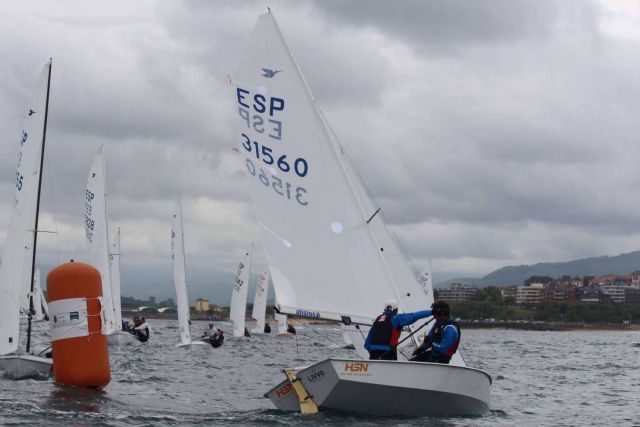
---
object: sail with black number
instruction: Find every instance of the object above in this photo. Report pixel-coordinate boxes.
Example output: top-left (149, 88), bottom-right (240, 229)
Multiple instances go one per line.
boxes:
top-left (171, 199), bottom-right (194, 346)
top-left (251, 270), bottom-right (270, 333)
top-left (0, 63), bottom-right (50, 356)
top-left (230, 247), bottom-right (252, 337)
top-left (85, 146), bottom-right (116, 334)
top-left (109, 227), bottom-right (122, 329)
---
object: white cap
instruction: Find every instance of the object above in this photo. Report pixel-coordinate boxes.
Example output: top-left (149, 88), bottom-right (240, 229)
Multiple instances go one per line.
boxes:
top-left (385, 299), bottom-right (398, 311)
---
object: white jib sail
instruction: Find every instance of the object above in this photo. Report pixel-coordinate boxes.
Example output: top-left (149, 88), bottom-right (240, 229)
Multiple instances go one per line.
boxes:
top-left (109, 227), bottom-right (122, 330)
top-left (231, 13), bottom-right (432, 329)
top-left (251, 270), bottom-right (270, 333)
top-left (32, 269), bottom-right (44, 321)
top-left (0, 62), bottom-right (49, 355)
top-left (230, 247), bottom-right (252, 337)
top-left (171, 199), bottom-right (192, 345)
top-left (85, 145), bottom-right (116, 334)
top-left (275, 312), bottom-right (288, 334)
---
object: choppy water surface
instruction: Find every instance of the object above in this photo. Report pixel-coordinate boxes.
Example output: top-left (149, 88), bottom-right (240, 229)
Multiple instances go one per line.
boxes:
top-left (1, 320), bottom-right (639, 426)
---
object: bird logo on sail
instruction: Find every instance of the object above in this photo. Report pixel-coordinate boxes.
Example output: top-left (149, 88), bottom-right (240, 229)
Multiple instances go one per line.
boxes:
top-left (261, 68), bottom-right (281, 78)
top-left (28, 109), bottom-right (36, 116)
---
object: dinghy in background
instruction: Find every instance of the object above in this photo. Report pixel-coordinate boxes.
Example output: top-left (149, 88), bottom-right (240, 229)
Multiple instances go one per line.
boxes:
top-left (251, 270), bottom-right (270, 334)
top-left (230, 246), bottom-right (252, 337)
top-left (171, 199), bottom-right (205, 349)
top-left (0, 61), bottom-right (54, 379)
top-left (231, 12), bottom-right (490, 416)
top-left (86, 147), bottom-right (139, 345)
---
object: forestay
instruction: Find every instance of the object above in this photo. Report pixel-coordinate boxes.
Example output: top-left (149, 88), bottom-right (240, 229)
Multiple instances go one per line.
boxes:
top-left (171, 199), bottom-right (192, 345)
top-left (109, 227), bottom-right (122, 330)
top-left (230, 248), bottom-right (252, 337)
top-left (231, 12), bottom-right (431, 325)
top-left (85, 146), bottom-right (116, 334)
top-left (251, 270), bottom-right (270, 333)
top-left (0, 63), bottom-right (49, 355)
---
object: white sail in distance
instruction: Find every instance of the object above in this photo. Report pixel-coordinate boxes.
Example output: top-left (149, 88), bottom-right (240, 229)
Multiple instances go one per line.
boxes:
top-left (171, 199), bottom-right (193, 345)
top-left (109, 227), bottom-right (122, 330)
top-left (231, 12), bottom-right (431, 326)
top-left (230, 247), bottom-right (252, 337)
top-left (85, 145), bottom-right (116, 334)
top-left (32, 269), bottom-right (45, 321)
top-left (251, 270), bottom-right (270, 333)
top-left (0, 62), bottom-right (50, 355)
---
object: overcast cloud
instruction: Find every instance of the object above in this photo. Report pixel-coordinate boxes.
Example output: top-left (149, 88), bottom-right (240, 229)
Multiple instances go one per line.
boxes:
top-left (1, 0), bottom-right (640, 296)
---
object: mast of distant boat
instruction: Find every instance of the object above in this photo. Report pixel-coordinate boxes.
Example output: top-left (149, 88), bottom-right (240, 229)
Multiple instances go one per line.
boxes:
top-left (25, 58), bottom-right (52, 354)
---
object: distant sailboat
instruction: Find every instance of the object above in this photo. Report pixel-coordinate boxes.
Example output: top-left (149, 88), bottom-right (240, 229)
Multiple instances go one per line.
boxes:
top-left (85, 146), bottom-right (138, 345)
top-left (251, 270), bottom-right (270, 334)
top-left (232, 12), bottom-right (491, 416)
top-left (171, 198), bottom-right (204, 349)
top-left (31, 269), bottom-right (48, 322)
top-left (0, 61), bottom-right (54, 379)
top-left (230, 246), bottom-right (253, 337)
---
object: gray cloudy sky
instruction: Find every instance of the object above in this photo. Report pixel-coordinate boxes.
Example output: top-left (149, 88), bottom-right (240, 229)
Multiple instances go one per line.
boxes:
top-left (1, 0), bottom-right (640, 293)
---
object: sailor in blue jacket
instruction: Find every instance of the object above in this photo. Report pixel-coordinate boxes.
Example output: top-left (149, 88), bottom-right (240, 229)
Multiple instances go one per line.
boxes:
top-left (411, 301), bottom-right (460, 364)
top-left (364, 299), bottom-right (432, 360)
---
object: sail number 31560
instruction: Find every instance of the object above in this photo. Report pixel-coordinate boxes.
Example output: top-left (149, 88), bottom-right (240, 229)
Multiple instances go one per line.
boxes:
top-left (246, 158), bottom-right (308, 207)
top-left (241, 134), bottom-right (308, 177)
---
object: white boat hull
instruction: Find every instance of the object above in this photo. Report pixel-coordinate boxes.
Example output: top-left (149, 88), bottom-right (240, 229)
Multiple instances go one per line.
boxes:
top-left (265, 358), bottom-right (491, 417)
top-left (176, 341), bottom-right (206, 349)
top-left (0, 354), bottom-right (52, 380)
top-left (107, 330), bottom-right (140, 346)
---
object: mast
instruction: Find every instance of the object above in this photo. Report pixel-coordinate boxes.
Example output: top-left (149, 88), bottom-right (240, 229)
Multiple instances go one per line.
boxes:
top-left (26, 58), bottom-right (52, 353)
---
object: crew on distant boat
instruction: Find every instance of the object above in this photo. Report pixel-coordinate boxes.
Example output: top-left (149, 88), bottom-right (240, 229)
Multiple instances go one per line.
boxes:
top-left (128, 316), bottom-right (150, 342)
top-left (204, 322), bottom-right (218, 339)
top-left (411, 301), bottom-right (460, 364)
top-left (286, 322), bottom-right (296, 335)
top-left (244, 327), bottom-right (251, 338)
top-left (264, 322), bottom-right (272, 334)
top-left (365, 299), bottom-right (432, 360)
top-left (210, 330), bottom-right (224, 348)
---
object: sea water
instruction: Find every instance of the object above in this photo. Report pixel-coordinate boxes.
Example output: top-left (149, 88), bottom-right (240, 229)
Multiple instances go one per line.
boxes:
top-left (1, 320), bottom-right (638, 426)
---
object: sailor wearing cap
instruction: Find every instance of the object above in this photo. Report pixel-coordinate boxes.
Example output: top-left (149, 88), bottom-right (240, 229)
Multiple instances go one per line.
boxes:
top-left (364, 299), bottom-right (432, 360)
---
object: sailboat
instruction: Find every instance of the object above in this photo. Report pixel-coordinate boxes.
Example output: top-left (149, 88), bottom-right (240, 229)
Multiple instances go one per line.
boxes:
top-left (229, 246), bottom-right (252, 337)
top-left (31, 269), bottom-right (49, 321)
top-left (171, 199), bottom-right (205, 349)
top-left (232, 12), bottom-right (491, 416)
top-left (85, 146), bottom-right (138, 345)
top-left (0, 61), bottom-right (54, 379)
top-left (250, 270), bottom-right (270, 334)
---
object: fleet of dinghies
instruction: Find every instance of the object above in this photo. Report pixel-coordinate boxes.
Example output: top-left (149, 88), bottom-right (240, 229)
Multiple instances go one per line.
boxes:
top-left (232, 11), bottom-right (491, 416)
top-left (0, 10), bottom-right (492, 420)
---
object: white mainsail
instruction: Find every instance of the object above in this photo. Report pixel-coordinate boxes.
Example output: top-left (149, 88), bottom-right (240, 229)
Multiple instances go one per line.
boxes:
top-left (251, 270), bottom-right (270, 333)
top-left (85, 145), bottom-right (116, 334)
top-left (231, 12), bottom-right (431, 329)
top-left (0, 63), bottom-right (50, 355)
top-left (109, 227), bottom-right (122, 329)
top-left (230, 247), bottom-right (252, 337)
top-left (275, 312), bottom-right (288, 334)
top-left (171, 198), bottom-right (194, 345)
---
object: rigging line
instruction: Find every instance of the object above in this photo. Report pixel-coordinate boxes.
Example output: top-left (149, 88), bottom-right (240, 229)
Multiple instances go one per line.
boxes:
top-left (308, 327), bottom-right (361, 359)
top-left (366, 208), bottom-right (380, 224)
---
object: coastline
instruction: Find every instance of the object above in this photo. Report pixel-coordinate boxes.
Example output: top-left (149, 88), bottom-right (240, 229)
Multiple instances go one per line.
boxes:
top-left (458, 320), bottom-right (640, 331)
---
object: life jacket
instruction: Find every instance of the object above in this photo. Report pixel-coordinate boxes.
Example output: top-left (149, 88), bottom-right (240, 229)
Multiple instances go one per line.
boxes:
top-left (370, 312), bottom-right (402, 348)
top-left (432, 319), bottom-right (460, 361)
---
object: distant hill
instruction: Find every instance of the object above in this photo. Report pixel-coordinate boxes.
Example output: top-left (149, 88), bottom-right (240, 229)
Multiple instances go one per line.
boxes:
top-left (437, 250), bottom-right (640, 287)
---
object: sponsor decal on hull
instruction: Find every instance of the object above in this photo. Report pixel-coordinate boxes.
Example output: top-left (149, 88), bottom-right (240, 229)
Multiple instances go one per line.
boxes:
top-left (341, 362), bottom-right (371, 377)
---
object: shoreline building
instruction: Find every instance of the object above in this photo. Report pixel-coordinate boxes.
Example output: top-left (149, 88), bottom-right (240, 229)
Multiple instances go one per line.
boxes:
top-left (516, 283), bottom-right (545, 305)
top-left (195, 298), bottom-right (210, 312)
top-left (435, 283), bottom-right (478, 302)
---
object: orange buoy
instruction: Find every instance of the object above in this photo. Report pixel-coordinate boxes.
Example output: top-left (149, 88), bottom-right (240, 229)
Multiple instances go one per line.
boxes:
top-left (47, 261), bottom-right (110, 388)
